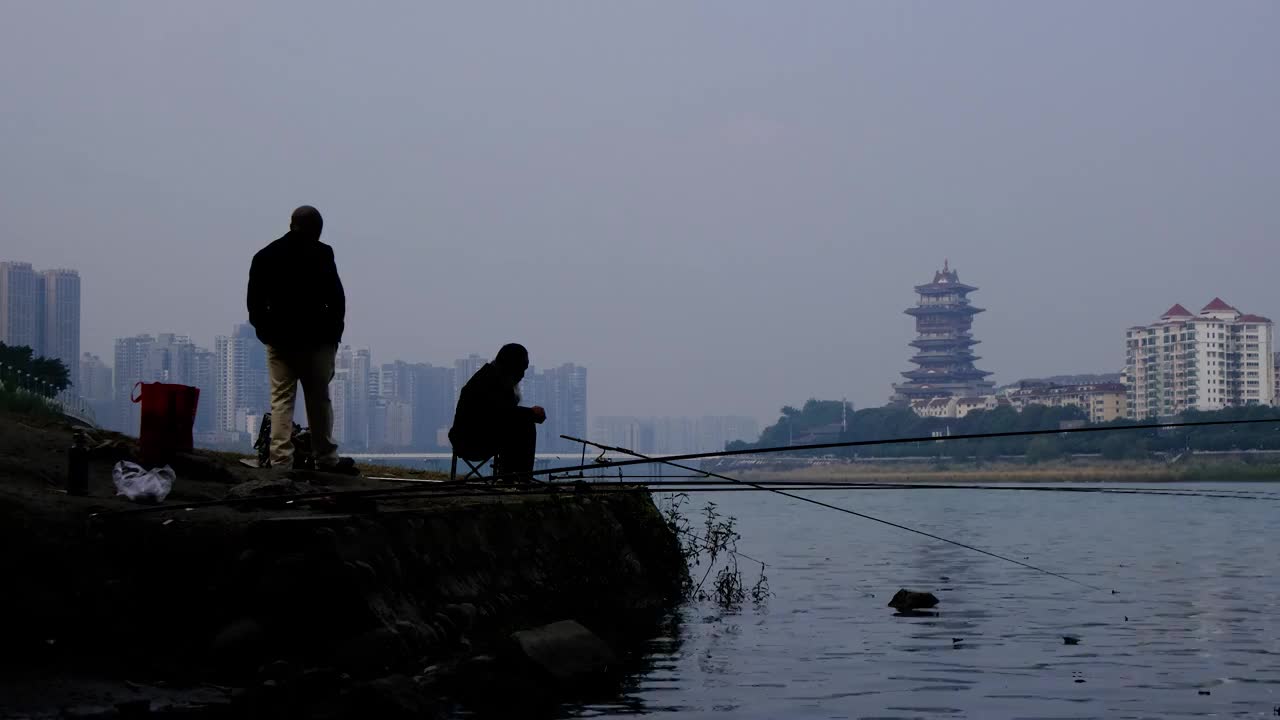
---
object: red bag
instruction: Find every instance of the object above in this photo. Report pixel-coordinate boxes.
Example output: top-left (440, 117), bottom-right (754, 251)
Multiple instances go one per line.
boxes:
top-left (132, 382), bottom-right (200, 466)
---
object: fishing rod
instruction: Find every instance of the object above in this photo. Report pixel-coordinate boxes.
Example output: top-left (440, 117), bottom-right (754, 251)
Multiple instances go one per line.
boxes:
top-left (91, 470), bottom-right (1280, 523)
top-left (592, 477), bottom-right (1280, 501)
top-left (92, 416), bottom-right (1280, 519)
top-left (168, 481), bottom-right (1280, 510)
top-left (542, 417), bottom-right (1280, 479)
top-left (562, 434), bottom-right (1112, 592)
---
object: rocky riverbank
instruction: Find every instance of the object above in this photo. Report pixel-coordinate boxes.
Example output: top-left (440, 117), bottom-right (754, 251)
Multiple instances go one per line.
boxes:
top-left (0, 412), bottom-right (687, 718)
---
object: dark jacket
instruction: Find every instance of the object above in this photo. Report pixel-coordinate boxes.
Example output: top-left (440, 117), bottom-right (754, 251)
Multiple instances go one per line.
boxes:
top-left (449, 363), bottom-right (535, 458)
top-left (247, 231), bottom-right (346, 349)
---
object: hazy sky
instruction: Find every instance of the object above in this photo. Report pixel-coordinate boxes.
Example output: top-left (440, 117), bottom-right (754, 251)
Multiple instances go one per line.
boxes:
top-left (3, 2), bottom-right (1277, 424)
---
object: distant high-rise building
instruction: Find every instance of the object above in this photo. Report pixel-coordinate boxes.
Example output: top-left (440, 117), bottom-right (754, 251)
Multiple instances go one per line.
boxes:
top-left (384, 398), bottom-right (414, 447)
top-left (368, 397), bottom-right (388, 449)
top-left (411, 363), bottom-right (455, 450)
top-left (892, 261), bottom-right (994, 404)
top-left (79, 352), bottom-right (113, 402)
top-left (1, 263), bottom-right (82, 391)
top-left (528, 363), bottom-right (587, 453)
top-left (0, 262), bottom-right (42, 352)
top-left (454, 354), bottom-right (488, 406)
top-left (148, 334), bottom-right (197, 384)
top-left (331, 347), bottom-right (371, 449)
top-left (592, 416), bottom-right (654, 453)
top-left (1125, 299), bottom-right (1274, 418)
top-left (379, 360), bottom-right (416, 403)
top-left (362, 350), bottom-right (380, 400)
top-left (191, 346), bottom-right (217, 434)
top-left (41, 269), bottom-right (80, 390)
top-left (351, 348), bottom-right (372, 448)
top-left (111, 333), bottom-right (216, 434)
top-left (654, 416), bottom-right (698, 454)
top-left (79, 352), bottom-right (114, 423)
top-left (215, 324), bottom-right (268, 434)
top-left (330, 367), bottom-right (352, 446)
top-left (1274, 352), bottom-right (1280, 406)
top-left (112, 334), bottom-right (155, 433)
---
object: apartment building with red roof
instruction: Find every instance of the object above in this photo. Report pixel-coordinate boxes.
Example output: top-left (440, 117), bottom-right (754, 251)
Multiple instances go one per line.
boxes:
top-left (1124, 298), bottom-right (1275, 419)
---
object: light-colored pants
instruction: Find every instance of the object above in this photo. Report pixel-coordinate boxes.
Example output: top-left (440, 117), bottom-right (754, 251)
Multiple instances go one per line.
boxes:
top-left (267, 344), bottom-right (339, 468)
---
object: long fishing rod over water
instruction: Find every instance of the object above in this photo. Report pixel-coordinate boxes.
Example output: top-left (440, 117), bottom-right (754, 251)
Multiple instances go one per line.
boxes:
top-left (546, 416), bottom-right (1280, 479)
top-left (560, 434), bottom-right (1112, 592)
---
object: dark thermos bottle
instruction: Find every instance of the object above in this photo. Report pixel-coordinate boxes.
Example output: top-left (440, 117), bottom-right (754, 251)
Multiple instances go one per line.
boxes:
top-left (67, 430), bottom-right (89, 496)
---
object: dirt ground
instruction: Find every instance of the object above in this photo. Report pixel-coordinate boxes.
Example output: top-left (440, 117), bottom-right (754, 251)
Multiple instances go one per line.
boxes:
top-left (0, 409), bottom-right (448, 518)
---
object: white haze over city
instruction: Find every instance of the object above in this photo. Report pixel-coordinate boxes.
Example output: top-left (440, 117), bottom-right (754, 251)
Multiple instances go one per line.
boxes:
top-left (2, 2), bottom-right (1277, 425)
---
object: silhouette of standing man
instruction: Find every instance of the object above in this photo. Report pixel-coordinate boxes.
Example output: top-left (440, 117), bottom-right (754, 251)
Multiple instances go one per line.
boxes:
top-left (247, 206), bottom-right (356, 473)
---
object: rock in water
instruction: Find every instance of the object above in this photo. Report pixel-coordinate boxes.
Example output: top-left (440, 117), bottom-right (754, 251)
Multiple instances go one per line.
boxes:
top-left (888, 589), bottom-right (939, 612)
top-left (510, 620), bottom-right (617, 681)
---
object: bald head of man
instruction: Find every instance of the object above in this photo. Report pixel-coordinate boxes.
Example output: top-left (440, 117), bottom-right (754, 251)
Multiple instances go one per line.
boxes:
top-left (290, 205), bottom-right (323, 239)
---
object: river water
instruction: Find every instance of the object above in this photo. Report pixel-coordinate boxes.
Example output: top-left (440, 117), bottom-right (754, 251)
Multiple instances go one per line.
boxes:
top-left (551, 483), bottom-right (1280, 719)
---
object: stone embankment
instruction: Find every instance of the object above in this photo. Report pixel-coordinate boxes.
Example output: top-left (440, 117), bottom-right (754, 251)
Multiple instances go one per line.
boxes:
top-left (0, 412), bottom-right (686, 718)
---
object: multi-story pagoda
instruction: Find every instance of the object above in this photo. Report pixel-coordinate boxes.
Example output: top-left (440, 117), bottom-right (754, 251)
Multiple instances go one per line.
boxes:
top-left (891, 261), bottom-right (994, 404)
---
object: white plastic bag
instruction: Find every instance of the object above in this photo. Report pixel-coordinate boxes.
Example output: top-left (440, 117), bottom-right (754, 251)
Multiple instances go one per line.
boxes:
top-left (112, 461), bottom-right (176, 503)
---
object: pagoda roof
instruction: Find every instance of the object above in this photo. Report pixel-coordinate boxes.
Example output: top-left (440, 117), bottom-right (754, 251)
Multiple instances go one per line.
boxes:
top-left (911, 347), bottom-right (978, 356)
top-left (905, 304), bottom-right (982, 316)
top-left (901, 368), bottom-right (993, 380)
top-left (915, 281), bottom-right (978, 295)
top-left (910, 349), bottom-right (979, 359)
top-left (913, 260), bottom-right (979, 294)
top-left (1160, 304), bottom-right (1193, 319)
top-left (910, 337), bottom-right (979, 347)
top-left (1201, 297), bottom-right (1237, 313)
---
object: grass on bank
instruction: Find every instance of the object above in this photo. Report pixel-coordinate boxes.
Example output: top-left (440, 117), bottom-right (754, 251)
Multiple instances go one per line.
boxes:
top-left (0, 387), bottom-right (64, 421)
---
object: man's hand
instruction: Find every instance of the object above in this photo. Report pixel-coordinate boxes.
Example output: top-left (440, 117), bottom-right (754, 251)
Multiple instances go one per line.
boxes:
top-left (531, 406), bottom-right (547, 424)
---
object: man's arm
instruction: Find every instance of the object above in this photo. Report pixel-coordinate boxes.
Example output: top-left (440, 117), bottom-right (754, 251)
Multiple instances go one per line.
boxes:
top-left (247, 253), bottom-right (266, 335)
top-left (323, 246), bottom-right (346, 343)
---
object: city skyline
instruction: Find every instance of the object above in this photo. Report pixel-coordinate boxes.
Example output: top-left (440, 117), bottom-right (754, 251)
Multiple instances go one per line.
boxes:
top-left (89, 321), bottom-right (777, 454)
top-left (95, 323), bottom-right (596, 452)
top-left (17, 258), bottom-right (1280, 430)
top-left (10, 252), bottom-right (1277, 434)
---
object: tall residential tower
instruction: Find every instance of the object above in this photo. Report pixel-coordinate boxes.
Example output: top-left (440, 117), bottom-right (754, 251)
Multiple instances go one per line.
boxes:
top-left (0, 263), bottom-right (80, 388)
top-left (1124, 299), bottom-right (1274, 419)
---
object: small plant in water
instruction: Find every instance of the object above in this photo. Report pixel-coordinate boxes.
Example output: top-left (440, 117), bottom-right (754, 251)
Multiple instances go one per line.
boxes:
top-left (659, 494), bottom-right (771, 611)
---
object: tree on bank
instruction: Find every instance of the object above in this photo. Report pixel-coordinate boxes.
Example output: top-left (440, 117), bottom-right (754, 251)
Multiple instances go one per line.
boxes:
top-left (0, 343), bottom-right (70, 396)
top-left (730, 398), bottom-right (1280, 458)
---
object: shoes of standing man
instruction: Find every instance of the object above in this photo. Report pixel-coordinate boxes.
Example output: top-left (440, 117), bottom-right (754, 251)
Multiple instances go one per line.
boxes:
top-left (317, 456), bottom-right (360, 476)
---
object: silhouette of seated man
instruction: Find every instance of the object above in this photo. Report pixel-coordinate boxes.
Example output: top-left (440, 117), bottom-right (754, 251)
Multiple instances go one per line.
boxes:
top-left (448, 343), bottom-right (546, 481)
